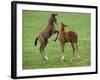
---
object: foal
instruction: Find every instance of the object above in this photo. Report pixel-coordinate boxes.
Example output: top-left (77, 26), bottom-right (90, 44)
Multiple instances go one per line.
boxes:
top-left (58, 22), bottom-right (80, 61)
top-left (35, 14), bottom-right (59, 61)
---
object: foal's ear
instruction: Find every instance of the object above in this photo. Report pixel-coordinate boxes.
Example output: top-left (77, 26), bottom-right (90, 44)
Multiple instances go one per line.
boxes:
top-left (64, 24), bottom-right (68, 27)
top-left (61, 22), bottom-right (67, 27)
top-left (52, 14), bottom-right (58, 16)
top-left (61, 22), bottom-right (63, 25)
top-left (54, 14), bottom-right (58, 16)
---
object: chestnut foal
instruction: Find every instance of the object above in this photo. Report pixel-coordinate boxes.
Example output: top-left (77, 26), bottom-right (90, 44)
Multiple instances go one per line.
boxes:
top-left (58, 22), bottom-right (80, 61)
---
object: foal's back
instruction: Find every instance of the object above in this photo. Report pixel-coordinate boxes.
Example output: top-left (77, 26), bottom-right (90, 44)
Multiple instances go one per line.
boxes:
top-left (66, 31), bottom-right (77, 43)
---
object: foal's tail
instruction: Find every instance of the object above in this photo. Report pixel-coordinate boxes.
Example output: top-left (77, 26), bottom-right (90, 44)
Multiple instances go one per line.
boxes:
top-left (35, 37), bottom-right (38, 46)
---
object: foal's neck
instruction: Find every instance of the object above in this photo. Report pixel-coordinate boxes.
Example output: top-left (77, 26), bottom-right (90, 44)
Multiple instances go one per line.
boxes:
top-left (61, 26), bottom-right (65, 31)
top-left (48, 16), bottom-right (55, 27)
top-left (48, 21), bottom-right (54, 27)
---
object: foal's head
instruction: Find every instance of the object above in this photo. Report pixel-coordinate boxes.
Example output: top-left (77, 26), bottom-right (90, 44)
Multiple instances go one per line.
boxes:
top-left (61, 22), bottom-right (68, 31)
top-left (52, 14), bottom-right (58, 17)
top-left (49, 14), bottom-right (58, 25)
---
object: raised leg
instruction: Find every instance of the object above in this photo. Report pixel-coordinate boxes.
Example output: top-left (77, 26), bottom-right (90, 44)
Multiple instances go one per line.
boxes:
top-left (52, 30), bottom-right (59, 41)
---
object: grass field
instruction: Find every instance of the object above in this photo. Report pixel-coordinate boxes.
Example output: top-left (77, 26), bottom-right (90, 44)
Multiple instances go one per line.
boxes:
top-left (22, 10), bottom-right (91, 69)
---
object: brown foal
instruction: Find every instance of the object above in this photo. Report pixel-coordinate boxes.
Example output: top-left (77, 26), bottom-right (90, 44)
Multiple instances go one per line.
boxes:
top-left (35, 14), bottom-right (59, 61)
top-left (58, 22), bottom-right (80, 61)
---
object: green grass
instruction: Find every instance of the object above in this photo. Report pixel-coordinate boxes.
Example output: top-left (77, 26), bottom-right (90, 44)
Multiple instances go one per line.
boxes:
top-left (22, 10), bottom-right (91, 69)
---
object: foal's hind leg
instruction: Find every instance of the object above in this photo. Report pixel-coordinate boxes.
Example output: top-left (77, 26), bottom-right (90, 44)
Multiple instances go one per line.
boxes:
top-left (40, 44), bottom-right (46, 61)
top-left (42, 40), bottom-right (48, 60)
top-left (70, 42), bottom-right (75, 61)
top-left (43, 49), bottom-right (48, 60)
top-left (40, 40), bottom-right (48, 61)
top-left (75, 43), bottom-right (80, 58)
top-left (71, 42), bottom-right (75, 57)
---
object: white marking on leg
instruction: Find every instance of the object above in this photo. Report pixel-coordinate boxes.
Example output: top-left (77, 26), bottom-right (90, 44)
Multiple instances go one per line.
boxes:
top-left (77, 54), bottom-right (80, 58)
top-left (71, 56), bottom-right (74, 62)
top-left (77, 52), bottom-right (80, 59)
top-left (45, 56), bottom-right (48, 60)
top-left (61, 56), bottom-right (64, 62)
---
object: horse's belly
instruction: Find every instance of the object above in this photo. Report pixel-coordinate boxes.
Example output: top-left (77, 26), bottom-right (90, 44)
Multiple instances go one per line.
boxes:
top-left (43, 32), bottom-right (51, 39)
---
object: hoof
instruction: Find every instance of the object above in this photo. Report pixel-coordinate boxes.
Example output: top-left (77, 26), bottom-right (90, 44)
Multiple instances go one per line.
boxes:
top-left (61, 56), bottom-right (64, 62)
top-left (45, 56), bottom-right (48, 61)
top-left (61, 59), bottom-right (64, 62)
top-left (77, 55), bottom-right (80, 59)
top-left (71, 59), bottom-right (73, 62)
top-left (71, 57), bottom-right (74, 62)
top-left (52, 39), bottom-right (54, 41)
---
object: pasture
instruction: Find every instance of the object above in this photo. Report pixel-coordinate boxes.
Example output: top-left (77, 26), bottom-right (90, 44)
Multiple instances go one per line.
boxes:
top-left (22, 10), bottom-right (91, 69)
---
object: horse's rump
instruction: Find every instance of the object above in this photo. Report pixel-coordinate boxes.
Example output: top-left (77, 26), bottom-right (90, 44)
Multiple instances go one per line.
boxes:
top-left (59, 31), bottom-right (78, 43)
top-left (67, 31), bottom-right (78, 43)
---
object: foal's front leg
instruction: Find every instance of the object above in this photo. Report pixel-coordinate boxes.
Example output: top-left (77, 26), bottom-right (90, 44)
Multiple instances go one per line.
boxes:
top-left (61, 43), bottom-right (65, 62)
top-left (52, 30), bottom-right (59, 41)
